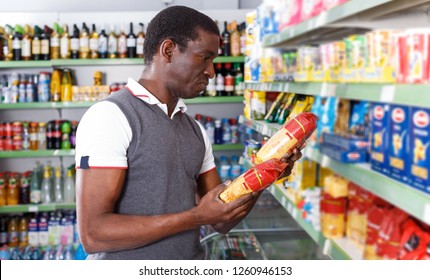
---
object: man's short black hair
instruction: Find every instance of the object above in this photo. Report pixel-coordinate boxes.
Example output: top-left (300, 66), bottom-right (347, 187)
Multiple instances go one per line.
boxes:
top-left (143, 5), bottom-right (220, 66)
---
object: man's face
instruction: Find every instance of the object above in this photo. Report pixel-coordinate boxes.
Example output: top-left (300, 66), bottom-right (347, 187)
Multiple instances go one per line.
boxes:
top-left (165, 28), bottom-right (219, 99)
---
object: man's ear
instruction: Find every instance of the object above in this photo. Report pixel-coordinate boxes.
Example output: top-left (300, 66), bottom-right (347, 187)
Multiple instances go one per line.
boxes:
top-left (159, 39), bottom-right (175, 63)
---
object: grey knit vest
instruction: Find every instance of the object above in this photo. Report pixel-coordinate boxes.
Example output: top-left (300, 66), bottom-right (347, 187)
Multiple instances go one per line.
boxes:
top-left (87, 88), bottom-right (205, 260)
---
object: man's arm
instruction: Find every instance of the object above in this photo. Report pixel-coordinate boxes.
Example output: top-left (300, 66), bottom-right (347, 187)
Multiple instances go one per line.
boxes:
top-left (76, 168), bottom-right (257, 254)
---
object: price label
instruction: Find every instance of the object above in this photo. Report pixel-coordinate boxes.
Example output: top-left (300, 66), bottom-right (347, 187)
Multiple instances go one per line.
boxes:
top-left (291, 207), bottom-right (298, 219)
top-left (307, 19), bottom-right (314, 30)
top-left (284, 83), bottom-right (290, 93)
top-left (261, 125), bottom-right (269, 136)
top-left (281, 196), bottom-right (286, 207)
top-left (269, 185), bottom-right (275, 195)
top-left (315, 12), bottom-right (327, 28)
top-left (323, 239), bottom-right (331, 255)
top-left (321, 155), bottom-right (330, 167)
top-left (28, 206), bottom-right (38, 212)
top-left (287, 202), bottom-right (293, 213)
top-left (320, 83), bottom-right (336, 97)
top-left (380, 85), bottom-right (395, 102)
top-left (424, 204), bottom-right (430, 225)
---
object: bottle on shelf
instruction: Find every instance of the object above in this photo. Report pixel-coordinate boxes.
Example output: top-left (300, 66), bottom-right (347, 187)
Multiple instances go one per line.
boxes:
top-left (70, 24), bottom-right (80, 59)
top-left (239, 22), bottom-right (246, 56)
top-left (50, 22), bottom-right (61, 59)
top-left (206, 71), bottom-right (216, 97)
top-left (0, 217), bottom-right (7, 246)
top-left (136, 22), bottom-right (145, 58)
top-left (12, 24), bottom-right (23, 61)
top-left (70, 121), bottom-right (78, 149)
top-left (204, 116), bottom-right (215, 144)
top-left (230, 21), bottom-right (240, 57)
top-left (32, 25), bottom-right (42, 60)
top-left (0, 173), bottom-right (7, 206)
top-left (117, 23), bottom-right (127, 59)
top-left (233, 63), bottom-right (244, 96)
top-left (19, 171), bottom-right (31, 204)
top-left (224, 62), bottom-right (234, 96)
top-left (50, 68), bottom-right (62, 102)
top-left (60, 24), bottom-right (71, 59)
top-left (215, 63), bottom-right (225, 96)
top-left (41, 165), bottom-right (53, 204)
top-left (54, 166), bottom-right (63, 203)
top-left (98, 24), bottom-right (108, 59)
top-left (8, 216), bottom-right (18, 247)
top-left (64, 167), bottom-right (75, 203)
top-left (222, 118), bottom-right (232, 144)
top-left (61, 120), bottom-right (72, 150)
top-left (38, 122), bottom-right (47, 150)
top-left (28, 216), bottom-right (38, 247)
top-left (41, 25), bottom-right (52, 60)
top-left (61, 68), bottom-right (73, 102)
top-left (89, 23), bottom-right (99, 59)
top-left (0, 26), bottom-right (4, 60)
top-left (30, 162), bottom-right (42, 204)
top-left (214, 119), bottom-right (223, 144)
top-left (79, 22), bottom-right (90, 59)
top-left (18, 215), bottom-right (28, 247)
top-left (127, 22), bottom-right (137, 58)
top-left (230, 118), bottom-right (239, 144)
top-left (4, 24), bottom-right (14, 61)
top-left (7, 172), bottom-right (20, 205)
top-left (53, 120), bottom-right (62, 149)
top-left (29, 122), bottom-right (39, 150)
top-left (22, 24), bottom-right (32, 61)
top-left (46, 121), bottom-right (54, 150)
top-left (222, 21), bottom-right (231, 56)
top-left (230, 155), bottom-right (242, 180)
top-left (218, 156), bottom-right (231, 183)
top-left (108, 23), bottom-right (118, 59)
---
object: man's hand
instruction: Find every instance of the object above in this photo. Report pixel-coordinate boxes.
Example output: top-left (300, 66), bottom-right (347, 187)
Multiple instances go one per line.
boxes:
top-left (278, 145), bottom-right (305, 179)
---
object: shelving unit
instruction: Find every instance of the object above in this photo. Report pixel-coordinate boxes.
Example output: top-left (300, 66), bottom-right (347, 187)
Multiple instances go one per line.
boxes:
top-left (0, 203), bottom-right (76, 214)
top-left (244, 82), bottom-right (430, 109)
top-left (0, 56), bottom-right (245, 69)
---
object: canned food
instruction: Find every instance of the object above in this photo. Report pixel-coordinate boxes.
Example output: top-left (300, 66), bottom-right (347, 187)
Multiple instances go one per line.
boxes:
top-left (3, 136), bottom-right (13, 151)
top-left (4, 122), bottom-right (12, 137)
top-left (12, 135), bottom-right (22, 151)
top-left (12, 121), bottom-right (23, 137)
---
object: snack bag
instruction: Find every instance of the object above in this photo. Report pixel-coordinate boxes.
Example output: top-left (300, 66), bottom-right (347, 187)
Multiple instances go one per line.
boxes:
top-left (219, 158), bottom-right (287, 203)
top-left (255, 112), bottom-right (318, 164)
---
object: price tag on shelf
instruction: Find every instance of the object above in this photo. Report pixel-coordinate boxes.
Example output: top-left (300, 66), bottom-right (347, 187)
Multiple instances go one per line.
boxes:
top-left (269, 185), bottom-right (275, 195)
top-left (281, 196), bottom-right (286, 207)
top-left (284, 83), bottom-right (290, 93)
top-left (307, 19), bottom-right (315, 30)
top-left (380, 85), bottom-right (395, 102)
top-left (315, 12), bottom-right (327, 28)
top-left (321, 155), bottom-right (330, 168)
top-left (424, 204), bottom-right (430, 225)
top-left (289, 29), bottom-right (294, 38)
top-left (28, 206), bottom-right (38, 212)
top-left (291, 207), bottom-right (298, 219)
top-left (323, 239), bottom-right (331, 256)
top-left (287, 202), bottom-right (293, 214)
top-left (261, 124), bottom-right (269, 136)
top-left (320, 83), bottom-right (336, 97)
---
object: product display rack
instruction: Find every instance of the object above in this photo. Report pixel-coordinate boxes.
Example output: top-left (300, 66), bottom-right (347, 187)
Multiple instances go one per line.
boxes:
top-left (244, 82), bottom-right (430, 109)
top-left (0, 56), bottom-right (245, 69)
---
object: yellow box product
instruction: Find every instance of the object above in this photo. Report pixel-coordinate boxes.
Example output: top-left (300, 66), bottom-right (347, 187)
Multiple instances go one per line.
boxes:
top-left (285, 158), bottom-right (318, 203)
top-left (323, 174), bottom-right (349, 198)
top-left (243, 89), bottom-right (252, 119)
top-left (320, 193), bottom-right (347, 239)
top-left (250, 91), bottom-right (266, 120)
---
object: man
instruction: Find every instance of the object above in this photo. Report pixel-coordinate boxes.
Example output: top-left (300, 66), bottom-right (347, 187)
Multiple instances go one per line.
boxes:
top-left (75, 5), bottom-right (302, 260)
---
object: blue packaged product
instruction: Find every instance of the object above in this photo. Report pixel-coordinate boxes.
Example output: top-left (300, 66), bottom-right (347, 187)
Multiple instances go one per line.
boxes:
top-left (387, 105), bottom-right (410, 183)
top-left (321, 143), bottom-right (368, 163)
top-left (410, 107), bottom-right (430, 195)
top-left (349, 101), bottom-right (370, 138)
top-left (370, 103), bottom-right (390, 175)
top-left (322, 132), bottom-right (369, 151)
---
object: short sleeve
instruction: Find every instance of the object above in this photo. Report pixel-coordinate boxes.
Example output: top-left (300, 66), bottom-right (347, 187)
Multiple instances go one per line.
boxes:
top-left (75, 101), bottom-right (132, 169)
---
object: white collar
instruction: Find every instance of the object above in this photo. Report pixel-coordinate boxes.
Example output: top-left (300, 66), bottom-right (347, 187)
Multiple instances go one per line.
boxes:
top-left (124, 78), bottom-right (187, 118)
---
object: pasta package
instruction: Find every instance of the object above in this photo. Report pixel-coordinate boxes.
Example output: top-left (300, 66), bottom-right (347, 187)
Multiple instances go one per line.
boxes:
top-left (255, 112), bottom-right (318, 164)
top-left (219, 158), bottom-right (287, 203)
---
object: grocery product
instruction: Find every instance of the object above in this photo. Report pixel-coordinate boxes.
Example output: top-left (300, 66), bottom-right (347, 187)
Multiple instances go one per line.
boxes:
top-left (255, 112), bottom-right (318, 164)
top-left (219, 158), bottom-right (287, 203)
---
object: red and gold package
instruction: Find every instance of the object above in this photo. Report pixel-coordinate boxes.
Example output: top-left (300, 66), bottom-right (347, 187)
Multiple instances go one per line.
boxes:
top-left (398, 219), bottom-right (428, 260)
top-left (219, 158), bottom-right (287, 203)
top-left (320, 192), bottom-right (347, 239)
top-left (255, 112), bottom-right (318, 164)
top-left (376, 207), bottom-right (409, 260)
top-left (405, 30), bottom-right (430, 84)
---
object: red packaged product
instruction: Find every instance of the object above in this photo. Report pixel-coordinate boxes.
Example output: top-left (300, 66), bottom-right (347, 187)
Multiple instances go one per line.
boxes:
top-left (255, 112), bottom-right (318, 164)
top-left (219, 158), bottom-right (287, 203)
top-left (398, 219), bottom-right (428, 260)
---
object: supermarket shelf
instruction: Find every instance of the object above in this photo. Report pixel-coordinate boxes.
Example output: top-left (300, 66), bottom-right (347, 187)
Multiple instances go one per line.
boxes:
top-left (0, 96), bottom-right (243, 110)
top-left (0, 150), bottom-right (75, 158)
top-left (244, 82), bottom-right (430, 109)
top-left (0, 203), bottom-right (75, 214)
top-left (0, 56), bottom-right (244, 69)
top-left (262, 0), bottom-right (420, 47)
top-left (304, 147), bottom-right (430, 225)
top-left (238, 115), bottom-right (282, 137)
top-left (212, 144), bottom-right (244, 151)
top-left (266, 184), bottom-right (363, 260)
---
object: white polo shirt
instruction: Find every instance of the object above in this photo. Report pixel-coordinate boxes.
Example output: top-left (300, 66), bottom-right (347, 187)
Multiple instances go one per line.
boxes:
top-left (75, 77), bottom-right (216, 175)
